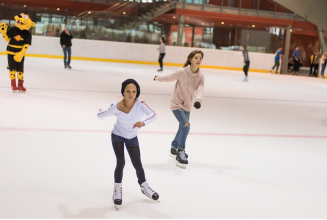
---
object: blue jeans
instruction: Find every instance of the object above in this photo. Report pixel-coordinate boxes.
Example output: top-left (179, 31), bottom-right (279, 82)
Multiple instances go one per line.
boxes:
top-left (171, 109), bottom-right (190, 150)
top-left (321, 64), bottom-right (326, 77)
top-left (63, 46), bottom-right (71, 66)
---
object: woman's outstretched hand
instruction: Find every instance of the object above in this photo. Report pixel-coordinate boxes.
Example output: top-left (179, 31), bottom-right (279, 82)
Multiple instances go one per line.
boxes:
top-left (194, 101), bottom-right (201, 109)
top-left (153, 75), bottom-right (158, 81)
top-left (133, 121), bottom-right (145, 129)
top-left (98, 108), bottom-right (103, 120)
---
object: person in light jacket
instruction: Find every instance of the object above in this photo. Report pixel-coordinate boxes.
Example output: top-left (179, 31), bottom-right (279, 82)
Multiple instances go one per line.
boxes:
top-left (242, 46), bottom-right (250, 81)
top-left (157, 37), bottom-right (166, 71)
top-left (153, 50), bottom-right (205, 169)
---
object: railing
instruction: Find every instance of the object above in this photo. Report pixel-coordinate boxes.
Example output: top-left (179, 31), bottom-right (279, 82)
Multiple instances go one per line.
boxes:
top-left (69, 0), bottom-right (175, 30)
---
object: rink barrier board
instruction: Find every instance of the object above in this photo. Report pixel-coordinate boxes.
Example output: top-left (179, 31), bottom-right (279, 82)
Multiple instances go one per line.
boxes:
top-left (0, 52), bottom-right (270, 73)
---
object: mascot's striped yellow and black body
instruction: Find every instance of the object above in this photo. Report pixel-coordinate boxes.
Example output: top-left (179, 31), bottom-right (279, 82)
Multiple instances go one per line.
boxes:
top-left (0, 13), bottom-right (35, 92)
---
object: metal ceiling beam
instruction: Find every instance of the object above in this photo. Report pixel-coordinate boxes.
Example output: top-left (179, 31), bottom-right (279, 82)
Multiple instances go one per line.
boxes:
top-left (272, 0), bottom-right (327, 30)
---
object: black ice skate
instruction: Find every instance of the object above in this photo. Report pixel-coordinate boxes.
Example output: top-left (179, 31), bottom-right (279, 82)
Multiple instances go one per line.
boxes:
top-left (113, 183), bottom-right (122, 210)
top-left (170, 147), bottom-right (188, 158)
top-left (176, 149), bottom-right (188, 169)
top-left (140, 181), bottom-right (160, 201)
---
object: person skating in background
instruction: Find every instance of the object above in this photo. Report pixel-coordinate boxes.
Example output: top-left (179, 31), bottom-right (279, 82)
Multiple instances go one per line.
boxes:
top-left (153, 50), bottom-right (205, 169)
top-left (97, 79), bottom-right (159, 210)
top-left (309, 50), bottom-right (317, 76)
top-left (292, 46), bottom-right (300, 75)
top-left (157, 37), bottom-right (166, 71)
top-left (288, 56), bottom-right (294, 72)
top-left (60, 27), bottom-right (73, 69)
top-left (313, 48), bottom-right (322, 77)
top-left (270, 46), bottom-right (283, 74)
top-left (242, 46), bottom-right (250, 81)
top-left (321, 52), bottom-right (327, 79)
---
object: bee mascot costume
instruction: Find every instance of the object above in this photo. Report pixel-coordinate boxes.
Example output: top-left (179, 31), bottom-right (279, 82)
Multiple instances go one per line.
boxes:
top-left (0, 13), bottom-right (35, 92)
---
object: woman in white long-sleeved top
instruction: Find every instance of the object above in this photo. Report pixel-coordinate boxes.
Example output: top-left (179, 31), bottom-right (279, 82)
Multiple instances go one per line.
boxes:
top-left (97, 79), bottom-right (159, 210)
top-left (157, 37), bottom-right (165, 71)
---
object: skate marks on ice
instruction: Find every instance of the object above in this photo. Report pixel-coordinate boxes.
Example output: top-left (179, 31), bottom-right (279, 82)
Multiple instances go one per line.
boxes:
top-left (0, 87), bottom-right (78, 102)
top-left (298, 106), bottom-right (327, 114)
top-left (58, 199), bottom-right (168, 218)
top-left (143, 159), bottom-right (239, 175)
top-left (142, 159), bottom-right (186, 174)
top-left (3, 84), bottom-right (327, 104)
top-left (184, 161), bottom-right (280, 187)
top-left (58, 204), bottom-right (111, 219)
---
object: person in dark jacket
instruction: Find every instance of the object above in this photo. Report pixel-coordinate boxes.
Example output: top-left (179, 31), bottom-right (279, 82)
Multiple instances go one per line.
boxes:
top-left (309, 50), bottom-right (317, 76)
top-left (292, 46), bottom-right (300, 75)
top-left (60, 27), bottom-right (73, 69)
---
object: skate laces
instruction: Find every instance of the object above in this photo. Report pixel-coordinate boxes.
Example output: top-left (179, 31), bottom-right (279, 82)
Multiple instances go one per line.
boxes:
top-left (179, 150), bottom-right (187, 160)
top-left (114, 187), bottom-right (122, 200)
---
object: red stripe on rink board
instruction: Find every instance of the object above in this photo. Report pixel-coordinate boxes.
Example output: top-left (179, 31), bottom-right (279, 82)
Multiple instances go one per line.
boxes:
top-left (1, 127), bottom-right (327, 139)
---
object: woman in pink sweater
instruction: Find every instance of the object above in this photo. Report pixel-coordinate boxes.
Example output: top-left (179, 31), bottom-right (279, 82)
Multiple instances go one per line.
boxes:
top-left (154, 50), bottom-right (205, 169)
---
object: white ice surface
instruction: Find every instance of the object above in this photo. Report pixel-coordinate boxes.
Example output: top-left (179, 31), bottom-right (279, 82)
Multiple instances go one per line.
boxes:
top-left (0, 56), bottom-right (327, 218)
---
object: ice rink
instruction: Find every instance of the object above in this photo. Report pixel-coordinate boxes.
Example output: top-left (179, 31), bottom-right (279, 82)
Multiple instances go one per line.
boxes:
top-left (0, 55), bottom-right (327, 218)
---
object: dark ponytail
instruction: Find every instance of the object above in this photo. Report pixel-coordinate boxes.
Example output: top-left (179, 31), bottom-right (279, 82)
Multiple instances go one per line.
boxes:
top-left (183, 50), bottom-right (204, 67)
top-left (160, 37), bottom-right (165, 44)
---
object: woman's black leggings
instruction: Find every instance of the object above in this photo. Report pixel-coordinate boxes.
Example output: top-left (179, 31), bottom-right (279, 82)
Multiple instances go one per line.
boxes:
top-left (112, 141), bottom-right (146, 184)
top-left (158, 53), bottom-right (165, 69)
top-left (243, 61), bottom-right (250, 76)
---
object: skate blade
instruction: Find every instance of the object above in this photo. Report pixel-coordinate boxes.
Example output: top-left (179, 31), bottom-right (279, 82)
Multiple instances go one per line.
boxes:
top-left (142, 191), bottom-right (160, 202)
top-left (12, 90), bottom-right (18, 93)
top-left (175, 161), bottom-right (187, 169)
top-left (170, 153), bottom-right (176, 158)
top-left (114, 204), bottom-right (120, 210)
top-left (18, 90), bottom-right (26, 93)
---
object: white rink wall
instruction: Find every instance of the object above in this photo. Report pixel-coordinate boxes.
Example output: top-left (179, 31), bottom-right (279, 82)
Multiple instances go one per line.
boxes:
top-left (0, 36), bottom-right (276, 70)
